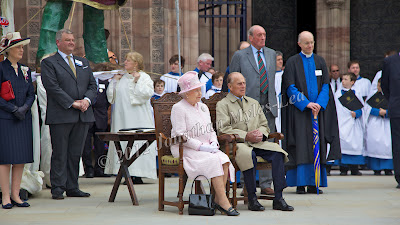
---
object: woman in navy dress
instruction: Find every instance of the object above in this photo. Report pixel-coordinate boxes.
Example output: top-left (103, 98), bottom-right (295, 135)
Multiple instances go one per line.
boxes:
top-left (0, 32), bottom-right (34, 209)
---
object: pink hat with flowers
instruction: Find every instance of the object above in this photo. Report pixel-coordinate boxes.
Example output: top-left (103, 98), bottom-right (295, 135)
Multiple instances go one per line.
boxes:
top-left (178, 71), bottom-right (205, 94)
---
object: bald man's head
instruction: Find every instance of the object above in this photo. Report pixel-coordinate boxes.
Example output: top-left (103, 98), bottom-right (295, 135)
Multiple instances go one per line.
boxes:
top-left (297, 31), bottom-right (315, 55)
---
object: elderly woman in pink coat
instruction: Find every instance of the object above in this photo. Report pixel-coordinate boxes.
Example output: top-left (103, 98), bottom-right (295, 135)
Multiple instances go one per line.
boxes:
top-left (170, 71), bottom-right (239, 216)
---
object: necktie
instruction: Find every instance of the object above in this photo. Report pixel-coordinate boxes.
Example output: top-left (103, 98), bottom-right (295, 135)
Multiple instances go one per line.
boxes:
top-left (257, 50), bottom-right (268, 94)
top-left (335, 80), bottom-right (338, 92)
top-left (67, 55), bottom-right (76, 77)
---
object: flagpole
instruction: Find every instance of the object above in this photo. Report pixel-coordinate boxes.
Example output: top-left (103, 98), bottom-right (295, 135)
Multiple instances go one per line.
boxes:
top-left (175, 0), bottom-right (181, 76)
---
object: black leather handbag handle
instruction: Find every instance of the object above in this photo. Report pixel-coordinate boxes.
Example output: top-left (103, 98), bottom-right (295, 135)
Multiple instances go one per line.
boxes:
top-left (190, 175), bottom-right (212, 195)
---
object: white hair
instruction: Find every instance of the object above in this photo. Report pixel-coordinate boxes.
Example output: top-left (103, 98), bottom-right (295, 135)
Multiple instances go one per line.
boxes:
top-left (197, 53), bottom-right (214, 63)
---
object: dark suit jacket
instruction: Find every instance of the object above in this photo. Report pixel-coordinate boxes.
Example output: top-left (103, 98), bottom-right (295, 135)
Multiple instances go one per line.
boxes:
top-left (382, 53), bottom-right (400, 118)
top-left (92, 79), bottom-right (109, 130)
top-left (229, 46), bottom-right (278, 117)
top-left (41, 52), bottom-right (97, 124)
top-left (0, 59), bottom-right (35, 120)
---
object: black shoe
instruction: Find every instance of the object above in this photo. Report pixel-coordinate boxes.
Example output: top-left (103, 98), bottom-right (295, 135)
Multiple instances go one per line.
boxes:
top-left (52, 193), bottom-right (64, 200)
top-left (307, 186), bottom-right (323, 194)
top-left (2, 203), bottom-right (13, 209)
top-left (215, 203), bottom-right (240, 216)
top-left (11, 199), bottom-right (30, 207)
top-left (237, 182), bottom-right (243, 188)
top-left (384, 170), bottom-right (393, 176)
top-left (340, 171), bottom-right (348, 176)
top-left (296, 186), bottom-right (306, 194)
top-left (247, 197), bottom-right (265, 211)
top-left (45, 184), bottom-right (52, 189)
top-left (273, 198), bottom-right (294, 211)
top-left (133, 177), bottom-right (144, 184)
top-left (351, 171), bottom-right (362, 176)
top-left (396, 184), bottom-right (400, 189)
top-left (374, 170), bottom-right (382, 175)
top-left (85, 169), bottom-right (94, 178)
top-left (66, 189), bottom-right (90, 197)
top-left (94, 171), bottom-right (111, 177)
top-left (326, 171), bottom-right (331, 176)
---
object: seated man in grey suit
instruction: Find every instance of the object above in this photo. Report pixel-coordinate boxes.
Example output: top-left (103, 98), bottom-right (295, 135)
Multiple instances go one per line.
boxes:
top-left (216, 72), bottom-right (294, 211)
top-left (41, 29), bottom-right (97, 200)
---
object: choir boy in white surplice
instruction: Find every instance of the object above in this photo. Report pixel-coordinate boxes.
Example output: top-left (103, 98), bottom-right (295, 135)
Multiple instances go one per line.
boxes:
top-left (347, 60), bottom-right (371, 100)
top-left (160, 54), bottom-right (185, 93)
top-left (363, 79), bottom-right (393, 175)
top-left (205, 72), bottom-right (223, 99)
top-left (334, 73), bottom-right (365, 176)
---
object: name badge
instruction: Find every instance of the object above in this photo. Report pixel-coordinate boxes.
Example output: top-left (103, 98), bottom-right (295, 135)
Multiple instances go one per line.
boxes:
top-left (315, 70), bottom-right (323, 76)
top-left (99, 84), bottom-right (106, 89)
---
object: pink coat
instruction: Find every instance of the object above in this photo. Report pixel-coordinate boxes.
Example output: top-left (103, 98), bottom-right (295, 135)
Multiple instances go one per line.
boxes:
top-left (171, 99), bottom-right (234, 182)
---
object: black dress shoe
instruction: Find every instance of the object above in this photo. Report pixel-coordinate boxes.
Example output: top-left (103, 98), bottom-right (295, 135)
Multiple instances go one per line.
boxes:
top-left (296, 186), bottom-right (306, 194)
top-left (52, 193), bottom-right (64, 200)
top-left (374, 170), bottom-right (382, 175)
top-left (384, 170), bottom-right (393, 176)
top-left (248, 198), bottom-right (265, 211)
top-left (351, 171), bottom-right (362, 176)
top-left (307, 186), bottom-right (323, 194)
top-left (273, 198), bottom-right (294, 211)
top-left (2, 203), bottom-right (13, 209)
top-left (340, 171), bottom-right (348, 176)
top-left (215, 204), bottom-right (240, 216)
top-left (94, 171), bottom-right (111, 177)
top-left (396, 184), bottom-right (400, 189)
top-left (66, 189), bottom-right (90, 197)
top-left (85, 170), bottom-right (94, 178)
top-left (11, 199), bottom-right (30, 207)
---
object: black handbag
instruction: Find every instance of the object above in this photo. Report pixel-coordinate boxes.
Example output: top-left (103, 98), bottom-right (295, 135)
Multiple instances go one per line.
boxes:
top-left (188, 175), bottom-right (215, 216)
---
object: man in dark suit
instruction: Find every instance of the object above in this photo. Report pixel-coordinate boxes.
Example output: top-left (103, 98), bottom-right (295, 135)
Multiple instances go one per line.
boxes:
top-left (381, 51), bottom-right (400, 189)
top-left (229, 25), bottom-right (277, 205)
top-left (41, 29), bottom-right (97, 199)
top-left (83, 79), bottom-right (110, 178)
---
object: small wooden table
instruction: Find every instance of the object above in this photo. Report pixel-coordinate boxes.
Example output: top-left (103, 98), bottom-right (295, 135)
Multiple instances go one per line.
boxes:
top-left (96, 132), bottom-right (156, 205)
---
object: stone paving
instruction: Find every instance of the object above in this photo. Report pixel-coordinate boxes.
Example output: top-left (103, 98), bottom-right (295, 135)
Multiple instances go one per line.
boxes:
top-left (1, 170), bottom-right (399, 225)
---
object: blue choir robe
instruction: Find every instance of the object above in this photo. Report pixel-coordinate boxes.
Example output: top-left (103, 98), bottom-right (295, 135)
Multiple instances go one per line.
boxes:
top-left (282, 52), bottom-right (341, 187)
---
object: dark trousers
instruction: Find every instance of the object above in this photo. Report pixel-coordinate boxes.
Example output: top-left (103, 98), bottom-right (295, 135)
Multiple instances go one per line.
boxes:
top-left (390, 118), bottom-right (400, 184)
top-left (49, 122), bottom-right (90, 195)
top-left (83, 123), bottom-right (107, 173)
top-left (242, 148), bottom-right (287, 199)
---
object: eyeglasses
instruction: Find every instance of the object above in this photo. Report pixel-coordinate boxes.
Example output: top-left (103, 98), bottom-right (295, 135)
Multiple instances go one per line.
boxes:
top-left (332, 70), bottom-right (339, 72)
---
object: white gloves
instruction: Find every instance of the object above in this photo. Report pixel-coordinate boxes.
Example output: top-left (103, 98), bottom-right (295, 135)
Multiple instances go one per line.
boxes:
top-left (210, 142), bottom-right (219, 148)
top-left (199, 143), bottom-right (219, 153)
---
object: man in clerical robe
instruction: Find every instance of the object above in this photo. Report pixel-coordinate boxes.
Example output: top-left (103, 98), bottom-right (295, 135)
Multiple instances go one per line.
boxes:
top-left (281, 31), bottom-right (341, 194)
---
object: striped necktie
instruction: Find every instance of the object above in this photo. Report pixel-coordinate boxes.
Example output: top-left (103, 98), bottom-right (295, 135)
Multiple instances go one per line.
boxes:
top-left (257, 50), bottom-right (268, 94)
top-left (67, 55), bottom-right (76, 77)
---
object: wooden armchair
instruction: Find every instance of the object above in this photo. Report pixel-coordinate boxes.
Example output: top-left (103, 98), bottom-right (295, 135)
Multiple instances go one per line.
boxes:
top-left (152, 93), bottom-right (202, 215)
top-left (202, 92), bottom-right (284, 208)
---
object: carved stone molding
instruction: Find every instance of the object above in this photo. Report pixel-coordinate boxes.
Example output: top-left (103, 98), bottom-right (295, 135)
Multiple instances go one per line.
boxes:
top-left (326, 0), bottom-right (346, 9)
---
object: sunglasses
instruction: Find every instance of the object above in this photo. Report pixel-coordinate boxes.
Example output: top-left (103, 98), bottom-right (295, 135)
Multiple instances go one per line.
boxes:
top-left (332, 70), bottom-right (339, 72)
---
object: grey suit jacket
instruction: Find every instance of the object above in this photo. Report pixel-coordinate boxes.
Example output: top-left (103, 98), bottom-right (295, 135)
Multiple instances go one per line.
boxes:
top-left (41, 52), bottom-right (97, 124)
top-left (230, 46), bottom-right (278, 117)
